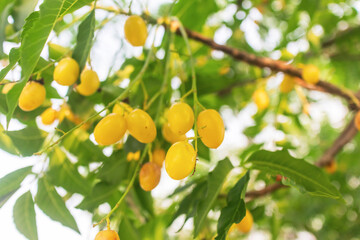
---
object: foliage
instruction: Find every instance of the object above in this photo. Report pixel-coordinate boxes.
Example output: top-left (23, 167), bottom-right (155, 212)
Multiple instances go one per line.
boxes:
top-left (1, 0), bottom-right (360, 239)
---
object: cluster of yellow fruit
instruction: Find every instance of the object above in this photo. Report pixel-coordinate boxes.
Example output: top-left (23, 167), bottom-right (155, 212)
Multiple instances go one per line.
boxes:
top-left (93, 101), bottom-right (225, 191)
top-left (252, 64), bottom-right (320, 111)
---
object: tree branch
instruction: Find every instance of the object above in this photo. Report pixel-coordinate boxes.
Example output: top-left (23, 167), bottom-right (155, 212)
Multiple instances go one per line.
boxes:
top-left (245, 183), bottom-right (286, 200)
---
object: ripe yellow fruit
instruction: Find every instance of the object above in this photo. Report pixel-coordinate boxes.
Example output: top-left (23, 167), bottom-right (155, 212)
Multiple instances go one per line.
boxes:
top-left (165, 141), bottom-right (196, 180)
top-left (58, 104), bottom-right (75, 122)
top-left (152, 148), bottom-right (166, 167)
top-left (124, 15), bottom-right (148, 47)
top-left (126, 109), bottom-right (156, 143)
top-left (53, 57), bottom-right (80, 86)
top-left (76, 69), bottom-right (100, 96)
top-left (18, 81), bottom-right (46, 111)
top-left (2, 82), bottom-right (15, 94)
top-left (168, 102), bottom-right (194, 135)
top-left (325, 161), bottom-right (337, 174)
top-left (41, 107), bottom-right (57, 125)
top-left (112, 102), bottom-right (133, 117)
top-left (95, 230), bottom-right (120, 240)
top-left (197, 109), bottom-right (225, 149)
top-left (162, 122), bottom-right (187, 144)
top-left (94, 113), bottom-right (127, 145)
top-left (127, 151), bottom-right (140, 162)
top-left (280, 75), bottom-right (295, 93)
top-left (236, 209), bottom-right (253, 233)
top-left (139, 162), bottom-right (161, 191)
top-left (302, 64), bottom-right (320, 84)
top-left (252, 88), bottom-right (269, 111)
top-left (355, 111), bottom-right (360, 131)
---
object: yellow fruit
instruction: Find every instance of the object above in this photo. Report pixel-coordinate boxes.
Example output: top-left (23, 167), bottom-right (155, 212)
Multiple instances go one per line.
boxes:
top-left (252, 88), bottom-right (269, 111)
top-left (165, 141), bottom-right (196, 180)
top-left (76, 69), bottom-right (100, 96)
top-left (280, 75), bottom-right (295, 93)
top-left (197, 109), bottom-right (225, 149)
top-left (302, 64), bottom-right (320, 84)
top-left (325, 161), bottom-right (337, 174)
top-left (112, 102), bottom-right (133, 117)
top-left (168, 102), bottom-right (194, 135)
top-left (41, 107), bottom-right (57, 125)
top-left (95, 230), bottom-right (120, 240)
top-left (124, 15), bottom-right (148, 47)
top-left (2, 82), bottom-right (15, 94)
top-left (355, 111), bottom-right (360, 131)
top-left (127, 151), bottom-right (140, 161)
top-left (53, 57), bottom-right (80, 86)
top-left (152, 148), bottom-right (166, 167)
top-left (94, 113), bottom-right (127, 145)
top-left (162, 122), bottom-right (187, 144)
top-left (58, 104), bottom-right (75, 122)
top-left (18, 81), bottom-right (46, 111)
top-left (139, 162), bottom-right (161, 191)
top-left (126, 109), bottom-right (156, 143)
top-left (236, 209), bottom-right (253, 233)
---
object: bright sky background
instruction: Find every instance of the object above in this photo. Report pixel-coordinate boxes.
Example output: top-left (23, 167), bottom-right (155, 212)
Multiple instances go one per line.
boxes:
top-left (0, 0), bottom-right (352, 239)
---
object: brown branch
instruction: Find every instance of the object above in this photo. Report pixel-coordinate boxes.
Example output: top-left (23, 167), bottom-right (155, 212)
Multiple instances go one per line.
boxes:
top-left (316, 116), bottom-right (358, 167)
top-left (245, 183), bottom-right (286, 200)
top-left (173, 26), bottom-right (360, 110)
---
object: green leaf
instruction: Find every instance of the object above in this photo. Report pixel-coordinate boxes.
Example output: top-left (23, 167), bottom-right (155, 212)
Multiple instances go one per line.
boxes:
top-left (215, 172), bottom-right (250, 240)
top-left (7, 0), bottom-right (65, 124)
top-left (47, 147), bottom-right (91, 195)
top-left (5, 126), bottom-right (47, 156)
top-left (194, 158), bottom-right (234, 237)
top-left (13, 191), bottom-right (38, 240)
top-left (35, 177), bottom-right (80, 233)
top-left (0, 48), bottom-right (20, 81)
top-left (118, 215), bottom-right (141, 240)
top-left (172, 181), bottom-right (207, 231)
top-left (76, 182), bottom-right (121, 211)
top-left (0, 1), bottom-right (14, 55)
top-left (0, 123), bottom-right (18, 155)
top-left (59, 0), bottom-right (94, 16)
top-left (11, 0), bottom-right (38, 31)
top-left (0, 166), bottom-right (32, 208)
top-left (97, 150), bottom-right (129, 185)
top-left (246, 150), bottom-right (342, 199)
top-left (72, 8), bottom-right (95, 70)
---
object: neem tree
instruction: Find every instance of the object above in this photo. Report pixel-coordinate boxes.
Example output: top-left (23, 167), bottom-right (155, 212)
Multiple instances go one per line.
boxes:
top-left (1, 0), bottom-right (360, 239)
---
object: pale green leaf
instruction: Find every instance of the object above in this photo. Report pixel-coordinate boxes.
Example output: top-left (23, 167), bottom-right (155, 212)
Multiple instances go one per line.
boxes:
top-left (13, 191), bottom-right (38, 240)
top-left (35, 177), bottom-right (80, 233)
top-left (47, 147), bottom-right (91, 195)
top-left (5, 126), bottom-right (47, 156)
top-left (0, 166), bottom-right (32, 208)
top-left (0, 48), bottom-right (20, 81)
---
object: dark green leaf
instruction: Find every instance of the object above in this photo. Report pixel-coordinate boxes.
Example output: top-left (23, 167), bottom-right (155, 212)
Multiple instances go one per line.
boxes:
top-left (5, 126), bottom-right (47, 156)
top-left (0, 166), bottom-right (32, 208)
top-left (246, 150), bottom-right (342, 199)
top-left (36, 177), bottom-right (80, 233)
top-left (215, 172), bottom-right (250, 240)
top-left (72, 8), bottom-right (95, 70)
top-left (194, 158), bottom-right (234, 237)
top-left (47, 147), bottom-right (91, 195)
top-left (13, 191), bottom-right (38, 240)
